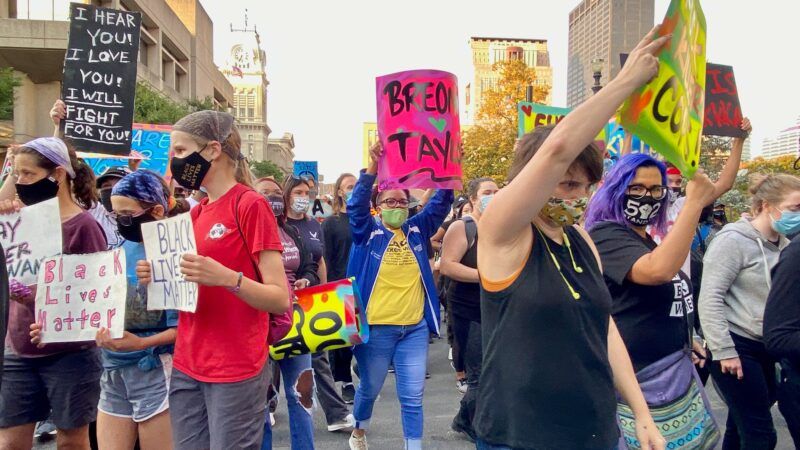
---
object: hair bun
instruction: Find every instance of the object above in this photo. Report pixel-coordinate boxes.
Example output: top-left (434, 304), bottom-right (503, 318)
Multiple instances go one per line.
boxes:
top-left (748, 174), bottom-right (769, 195)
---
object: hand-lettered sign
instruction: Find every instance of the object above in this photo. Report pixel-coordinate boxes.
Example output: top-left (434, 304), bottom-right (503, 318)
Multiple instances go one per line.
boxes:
top-left (35, 249), bottom-right (127, 343)
top-left (270, 278), bottom-right (368, 360)
top-left (84, 124), bottom-right (172, 176)
top-left (704, 63), bottom-right (744, 138)
top-left (618, 0), bottom-right (706, 177)
top-left (517, 102), bottom-right (571, 137)
top-left (0, 198), bottom-right (62, 286)
top-left (376, 70), bottom-right (462, 190)
top-left (60, 4), bottom-right (141, 156)
top-left (142, 213), bottom-right (198, 312)
top-left (293, 161), bottom-right (318, 182)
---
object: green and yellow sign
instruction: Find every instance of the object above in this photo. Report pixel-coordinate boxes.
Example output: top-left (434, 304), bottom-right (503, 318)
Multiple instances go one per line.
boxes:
top-left (618, 0), bottom-right (706, 177)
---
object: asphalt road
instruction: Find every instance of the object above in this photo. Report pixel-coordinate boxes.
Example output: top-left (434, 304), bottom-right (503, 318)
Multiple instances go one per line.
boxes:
top-left (35, 336), bottom-right (794, 449)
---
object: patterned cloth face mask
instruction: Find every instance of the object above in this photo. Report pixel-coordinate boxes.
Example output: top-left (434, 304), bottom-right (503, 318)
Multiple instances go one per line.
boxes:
top-left (540, 197), bottom-right (589, 227)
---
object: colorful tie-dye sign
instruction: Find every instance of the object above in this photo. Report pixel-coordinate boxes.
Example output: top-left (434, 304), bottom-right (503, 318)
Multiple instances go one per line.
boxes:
top-left (618, 0), bottom-right (706, 177)
top-left (517, 102), bottom-right (571, 137)
top-left (375, 70), bottom-right (462, 190)
top-left (83, 123), bottom-right (172, 177)
top-left (269, 278), bottom-right (368, 360)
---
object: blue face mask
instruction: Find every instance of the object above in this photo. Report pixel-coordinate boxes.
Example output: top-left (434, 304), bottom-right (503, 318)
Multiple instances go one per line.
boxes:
top-left (479, 194), bottom-right (494, 212)
top-left (344, 191), bottom-right (353, 203)
top-left (772, 210), bottom-right (800, 235)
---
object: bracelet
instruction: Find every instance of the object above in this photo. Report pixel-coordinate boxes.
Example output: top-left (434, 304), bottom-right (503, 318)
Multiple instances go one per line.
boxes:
top-left (227, 272), bottom-right (243, 294)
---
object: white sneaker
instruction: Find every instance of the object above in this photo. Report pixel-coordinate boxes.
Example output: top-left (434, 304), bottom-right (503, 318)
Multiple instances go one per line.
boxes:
top-left (349, 432), bottom-right (368, 450)
top-left (456, 378), bottom-right (468, 394)
top-left (448, 347), bottom-right (453, 361)
top-left (270, 413), bottom-right (275, 427)
top-left (328, 413), bottom-right (355, 432)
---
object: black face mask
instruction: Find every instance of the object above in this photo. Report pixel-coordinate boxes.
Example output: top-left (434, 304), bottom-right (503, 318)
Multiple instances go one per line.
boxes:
top-left (713, 210), bottom-right (728, 224)
top-left (623, 195), bottom-right (663, 226)
top-left (116, 212), bottom-right (157, 243)
top-left (267, 194), bottom-right (284, 218)
top-left (100, 188), bottom-right (113, 212)
top-left (16, 175), bottom-right (59, 206)
top-left (171, 146), bottom-right (210, 190)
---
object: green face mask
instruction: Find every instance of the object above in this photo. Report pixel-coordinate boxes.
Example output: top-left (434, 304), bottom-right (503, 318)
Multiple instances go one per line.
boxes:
top-left (381, 208), bottom-right (408, 229)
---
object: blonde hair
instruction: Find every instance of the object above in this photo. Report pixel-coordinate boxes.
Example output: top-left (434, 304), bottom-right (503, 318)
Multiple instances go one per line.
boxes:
top-left (332, 172), bottom-right (355, 215)
top-left (749, 173), bottom-right (800, 215)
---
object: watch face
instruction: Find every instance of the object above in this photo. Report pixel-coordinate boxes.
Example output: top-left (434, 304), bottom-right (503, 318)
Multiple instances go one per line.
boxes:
top-left (232, 45), bottom-right (247, 68)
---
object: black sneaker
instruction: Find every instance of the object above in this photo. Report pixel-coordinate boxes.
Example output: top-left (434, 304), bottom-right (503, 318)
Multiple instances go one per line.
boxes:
top-left (342, 383), bottom-right (355, 404)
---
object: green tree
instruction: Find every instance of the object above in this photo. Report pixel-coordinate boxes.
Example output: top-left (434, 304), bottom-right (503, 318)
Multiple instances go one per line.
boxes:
top-left (0, 68), bottom-right (21, 120)
top-left (720, 155), bottom-right (798, 219)
top-left (133, 82), bottom-right (215, 124)
top-left (461, 59), bottom-right (550, 183)
top-left (250, 160), bottom-right (283, 179)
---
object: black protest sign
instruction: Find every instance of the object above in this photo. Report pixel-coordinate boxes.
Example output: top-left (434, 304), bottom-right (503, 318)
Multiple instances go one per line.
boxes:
top-left (60, 4), bottom-right (141, 156)
top-left (703, 63), bottom-right (745, 138)
top-left (620, 54), bottom-right (745, 138)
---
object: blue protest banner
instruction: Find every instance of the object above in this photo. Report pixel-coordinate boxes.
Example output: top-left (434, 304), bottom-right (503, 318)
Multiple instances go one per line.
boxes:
top-left (293, 161), bottom-right (318, 182)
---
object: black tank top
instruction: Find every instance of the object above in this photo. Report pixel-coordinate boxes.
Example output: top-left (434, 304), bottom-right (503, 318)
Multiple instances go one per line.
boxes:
top-left (449, 223), bottom-right (480, 321)
top-left (474, 225), bottom-right (618, 449)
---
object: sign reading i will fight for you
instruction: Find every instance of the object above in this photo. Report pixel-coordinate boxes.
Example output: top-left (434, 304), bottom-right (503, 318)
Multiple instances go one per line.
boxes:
top-left (376, 70), bottom-right (462, 190)
top-left (35, 249), bottom-right (127, 343)
top-left (61, 4), bottom-right (141, 156)
top-left (142, 213), bottom-right (198, 312)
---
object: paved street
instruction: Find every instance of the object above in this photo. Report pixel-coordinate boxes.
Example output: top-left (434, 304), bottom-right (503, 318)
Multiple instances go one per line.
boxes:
top-left (35, 335), bottom-right (794, 449)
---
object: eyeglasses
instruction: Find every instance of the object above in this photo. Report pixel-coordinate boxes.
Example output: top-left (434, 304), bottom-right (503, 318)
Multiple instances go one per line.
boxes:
top-left (626, 184), bottom-right (668, 201)
top-left (110, 207), bottom-right (153, 226)
top-left (380, 198), bottom-right (409, 208)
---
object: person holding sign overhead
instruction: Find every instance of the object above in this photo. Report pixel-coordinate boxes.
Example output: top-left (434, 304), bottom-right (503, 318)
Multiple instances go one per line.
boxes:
top-left (136, 110), bottom-right (290, 450)
top-left (90, 170), bottom-right (179, 450)
top-left (0, 137), bottom-right (107, 450)
top-left (346, 143), bottom-right (453, 450)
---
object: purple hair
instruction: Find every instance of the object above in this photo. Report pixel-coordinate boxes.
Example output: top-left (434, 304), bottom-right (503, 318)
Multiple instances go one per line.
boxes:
top-left (584, 153), bottom-right (669, 235)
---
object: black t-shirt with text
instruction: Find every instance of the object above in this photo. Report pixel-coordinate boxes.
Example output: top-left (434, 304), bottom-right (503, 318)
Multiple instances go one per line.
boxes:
top-left (287, 217), bottom-right (324, 263)
top-left (590, 221), bottom-right (692, 372)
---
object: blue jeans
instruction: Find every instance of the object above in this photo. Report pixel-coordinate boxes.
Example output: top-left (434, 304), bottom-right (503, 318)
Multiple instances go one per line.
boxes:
top-left (261, 353), bottom-right (314, 450)
top-left (353, 321), bottom-right (428, 450)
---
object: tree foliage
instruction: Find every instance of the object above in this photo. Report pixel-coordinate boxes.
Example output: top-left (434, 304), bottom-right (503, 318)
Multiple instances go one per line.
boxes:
top-left (0, 68), bottom-right (21, 120)
top-left (250, 159), bottom-right (283, 179)
top-left (720, 155), bottom-right (799, 218)
top-left (461, 59), bottom-right (550, 183)
top-left (133, 82), bottom-right (214, 124)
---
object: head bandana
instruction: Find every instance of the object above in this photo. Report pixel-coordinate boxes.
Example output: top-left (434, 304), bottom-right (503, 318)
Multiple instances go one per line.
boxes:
top-left (111, 170), bottom-right (169, 212)
top-left (173, 110), bottom-right (242, 161)
top-left (23, 137), bottom-right (75, 179)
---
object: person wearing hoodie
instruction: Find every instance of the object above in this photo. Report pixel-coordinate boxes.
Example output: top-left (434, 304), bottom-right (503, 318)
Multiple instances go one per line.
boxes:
top-left (764, 233), bottom-right (800, 448)
top-left (699, 173), bottom-right (800, 449)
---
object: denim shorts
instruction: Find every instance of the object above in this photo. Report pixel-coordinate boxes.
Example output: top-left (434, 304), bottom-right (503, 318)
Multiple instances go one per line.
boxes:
top-left (0, 347), bottom-right (102, 429)
top-left (98, 354), bottom-right (172, 422)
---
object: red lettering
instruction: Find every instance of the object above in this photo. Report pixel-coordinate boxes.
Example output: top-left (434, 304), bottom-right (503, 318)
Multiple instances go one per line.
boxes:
top-left (723, 71), bottom-right (737, 96)
top-left (707, 69), bottom-right (728, 95)
top-left (36, 310), bottom-right (46, 331)
top-left (44, 259), bottom-right (56, 283)
top-left (533, 113), bottom-right (547, 127)
top-left (45, 286), bottom-right (58, 305)
top-left (90, 312), bottom-right (101, 328)
top-left (113, 250), bottom-right (123, 275)
top-left (99, 265), bottom-right (106, 277)
top-left (107, 308), bottom-right (117, 328)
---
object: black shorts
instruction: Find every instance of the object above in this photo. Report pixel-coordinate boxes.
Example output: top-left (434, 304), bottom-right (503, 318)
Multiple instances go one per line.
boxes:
top-left (0, 348), bottom-right (102, 429)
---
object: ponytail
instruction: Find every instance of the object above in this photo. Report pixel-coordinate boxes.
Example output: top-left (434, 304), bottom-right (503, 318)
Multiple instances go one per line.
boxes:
top-left (68, 148), bottom-right (98, 209)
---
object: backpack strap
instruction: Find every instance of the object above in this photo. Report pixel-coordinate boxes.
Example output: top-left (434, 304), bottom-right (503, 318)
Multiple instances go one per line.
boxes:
top-left (462, 216), bottom-right (477, 249)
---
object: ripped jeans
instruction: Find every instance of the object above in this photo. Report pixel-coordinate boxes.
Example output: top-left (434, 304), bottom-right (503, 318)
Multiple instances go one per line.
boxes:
top-left (261, 353), bottom-right (315, 450)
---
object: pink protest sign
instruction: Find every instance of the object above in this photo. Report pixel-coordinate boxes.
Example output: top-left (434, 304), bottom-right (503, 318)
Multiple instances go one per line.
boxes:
top-left (376, 70), bottom-right (462, 190)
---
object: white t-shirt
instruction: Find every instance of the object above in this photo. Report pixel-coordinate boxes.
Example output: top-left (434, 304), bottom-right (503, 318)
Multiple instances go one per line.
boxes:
top-left (88, 202), bottom-right (120, 249)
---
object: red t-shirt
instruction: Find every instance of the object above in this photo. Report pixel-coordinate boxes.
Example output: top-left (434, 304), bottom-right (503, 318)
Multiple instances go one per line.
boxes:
top-left (173, 184), bottom-right (283, 382)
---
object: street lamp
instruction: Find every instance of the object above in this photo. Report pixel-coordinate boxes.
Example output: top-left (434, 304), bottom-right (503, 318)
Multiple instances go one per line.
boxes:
top-left (591, 58), bottom-right (604, 94)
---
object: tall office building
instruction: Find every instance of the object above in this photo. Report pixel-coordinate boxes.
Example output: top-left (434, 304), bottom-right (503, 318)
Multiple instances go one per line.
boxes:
top-left (466, 37), bottom-right (552, 121)
top-left (567, 0), bottom-right (654, 107)
top-left (760, 117), bottom-right (800, 160)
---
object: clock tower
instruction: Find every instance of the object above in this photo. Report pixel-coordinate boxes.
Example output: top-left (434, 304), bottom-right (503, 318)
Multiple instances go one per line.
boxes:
top-left (222, 11), bottom-right (271, 163)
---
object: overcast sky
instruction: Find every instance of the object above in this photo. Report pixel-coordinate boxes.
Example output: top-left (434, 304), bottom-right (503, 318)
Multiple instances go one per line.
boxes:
top-left (199, 0), bottom-right (800, 181)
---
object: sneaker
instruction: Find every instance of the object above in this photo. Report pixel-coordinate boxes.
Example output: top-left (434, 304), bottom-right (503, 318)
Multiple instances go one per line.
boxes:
top-left (426, 371), bottom-right (431, 379)
top-left (456, 378), bottom-right (468, 394)
top-left (270, 413), bottom-right (275, 427)
top-left (349, 432), bottom-right (368, 450)
top-left (34, 419), bottom-right (57, 441)
top-left (448, 347), bottom-right (453, 361)
top-left (388, 364), bottom-right (395, 373)
top-left (328, 413), bottom-right (355, 432)
top-left (342, 383), bottom-right (355, 404)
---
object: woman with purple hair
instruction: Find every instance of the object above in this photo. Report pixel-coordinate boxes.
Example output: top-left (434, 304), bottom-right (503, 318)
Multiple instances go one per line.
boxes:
top-left (584, 153), bottom-right (720, 447)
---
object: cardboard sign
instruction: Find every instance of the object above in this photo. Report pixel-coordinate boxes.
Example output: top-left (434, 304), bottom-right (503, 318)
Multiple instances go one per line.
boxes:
top-left (60, 4), bottom-right (141, 156)
top-left (270, 278), bottom-right (368, 360)
top-left (310, 199), bottom-right (332, 223)
top-left (704, 63), bottom-right (744, 138)
top-left (142, 213), bottom-right (198, 312)
top-left (376, 70), bottom-right (462, 190)
top-left (0, 199), bottom-right (62, 286)
top-left (84, 124), bottom-right (172, 176)
top-left (518, 102), bottom-right (571, 137)
top-left (35, 249), bottom-right (127, 343)
top-left (293, 161), bottom-right (318, 182)
top-left (618, 0), bottom-right (706, 177)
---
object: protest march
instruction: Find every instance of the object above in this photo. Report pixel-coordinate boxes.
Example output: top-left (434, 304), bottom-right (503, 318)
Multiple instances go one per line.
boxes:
top-left (1, 1), bottom-right (799, 450)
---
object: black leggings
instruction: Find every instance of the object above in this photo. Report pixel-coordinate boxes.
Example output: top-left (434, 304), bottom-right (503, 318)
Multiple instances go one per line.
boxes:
top-left (777, 361), bottom-right (800, 448)
top-left (452, 310), bottom-right (476, 374)
top-left (709, 333), bottom-right (778, 450)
